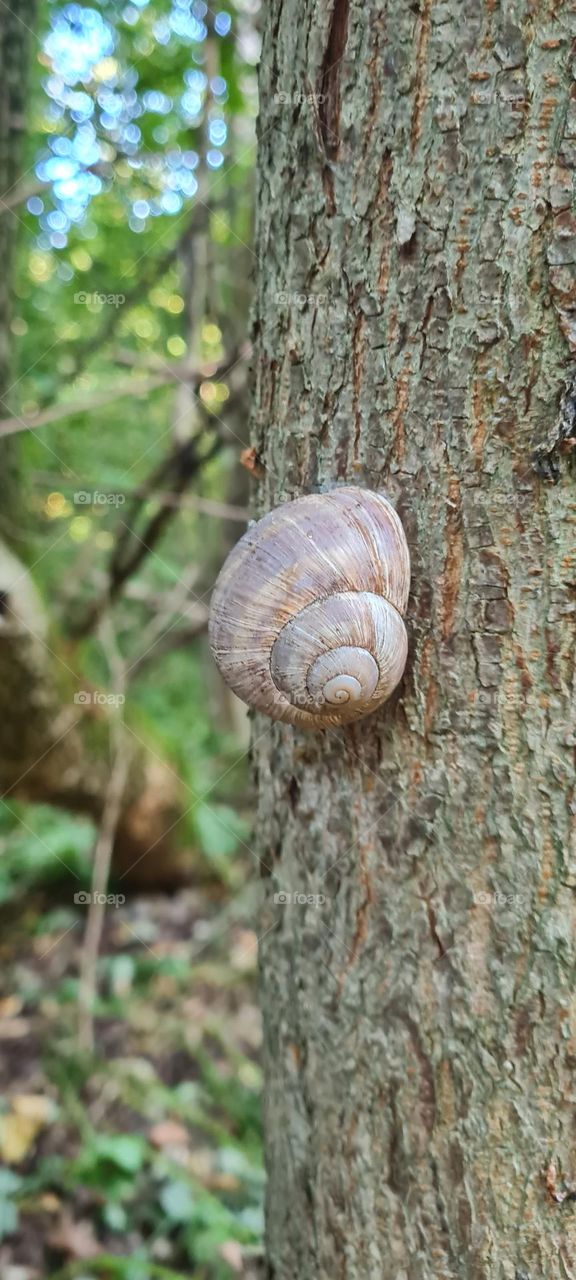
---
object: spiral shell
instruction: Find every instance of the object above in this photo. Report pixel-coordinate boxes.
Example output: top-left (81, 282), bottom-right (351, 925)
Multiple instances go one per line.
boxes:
top-left (209, 486), bottom-right (410, 729)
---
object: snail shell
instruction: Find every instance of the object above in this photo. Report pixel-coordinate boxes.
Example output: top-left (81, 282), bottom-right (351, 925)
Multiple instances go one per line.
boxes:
top-left (209, 486), bottom-right (410, 729)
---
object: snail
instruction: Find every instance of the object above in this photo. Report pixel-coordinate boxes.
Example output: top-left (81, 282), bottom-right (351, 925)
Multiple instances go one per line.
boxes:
top-left (208, 486), bottom-right (410, 729)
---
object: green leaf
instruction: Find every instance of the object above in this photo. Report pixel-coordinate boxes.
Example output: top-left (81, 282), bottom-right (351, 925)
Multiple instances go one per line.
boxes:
top-left (93, 1133), bottom-right (147, 1174)
top-left (159, 1179), bottom-right (195, 1223)
top-left (195, 804), bottom-right (248, 860)
top-left (108, 954), bottom-right (136, 998)
top-left (0, 1169), bottom-right (22, 1195)
top-left (0, 1169), bottom-right (21, 1242)
top-left (0, 1196), bottom-right (18, 1241)
top-left (103, 1200), bottom-right (128, 1232)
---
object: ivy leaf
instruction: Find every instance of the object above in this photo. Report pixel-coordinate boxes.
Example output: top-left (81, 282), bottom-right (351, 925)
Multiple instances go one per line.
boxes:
top-left (0, 1196), bottom-right (18, 1241)
top-left (159, 1180), bottom-right (195, 1223)
top-left (92, 1133), bottom-right (147, 1174)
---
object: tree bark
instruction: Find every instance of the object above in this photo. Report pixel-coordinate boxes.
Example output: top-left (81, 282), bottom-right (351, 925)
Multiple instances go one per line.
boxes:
top-left (252, 3), bottom-right (576, 1277)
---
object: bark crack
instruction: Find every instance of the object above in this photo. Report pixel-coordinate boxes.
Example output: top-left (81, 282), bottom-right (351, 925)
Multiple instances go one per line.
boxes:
top-left (410, 0), bottom-right (433, 151)
top-left (318, 0), bottom-right (350, 159)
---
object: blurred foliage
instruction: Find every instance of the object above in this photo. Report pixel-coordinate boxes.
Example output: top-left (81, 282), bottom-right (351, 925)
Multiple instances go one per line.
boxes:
top-left (9, 0), bottom-right (257, 661)
top-left (0, 878), bottom-right (264, 1276)
top-left (0, 0), bottom-right (263, 1275)
top-left (2, 0), bottom-right (258, 869)
top-left (0, 804), bottom-right (94, 904)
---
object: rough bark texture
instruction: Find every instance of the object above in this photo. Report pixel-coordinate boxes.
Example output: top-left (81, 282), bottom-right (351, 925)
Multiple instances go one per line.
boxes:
top-left (252, 2), bottom-right (576, 1277)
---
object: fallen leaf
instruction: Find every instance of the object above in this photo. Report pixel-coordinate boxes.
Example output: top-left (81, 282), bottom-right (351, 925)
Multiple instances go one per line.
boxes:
top-left (149, 1120), bottom-right (189, 1150)
top-left (219, 1240), bottom-right (244, 1272)
top-left (12, 1095), bottom-right (54, 1123)
top-left (0, 1096), bottom-right (55, 1164)
top-left (38, 1192), bottom-right (61, 1214)
top-left (207, 1172), bottom-right (240, 1192)
top-left (0, 1116), bottom-right (37, 1165)
top-left (185, 1148), bottom-right (214, 1180)
top-left (48, 1216), bottom-right (100, 1260)
top-left (0, 1019), bottom-right (30, 1041)
top-left (0, 997), bottom-right (23, 1019)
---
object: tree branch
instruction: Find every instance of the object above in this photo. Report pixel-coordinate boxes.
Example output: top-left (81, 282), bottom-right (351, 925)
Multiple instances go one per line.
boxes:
top-left (77, 620), bottom-right (129, 1053)
top-left (30, 472), bottom-right (249, 522)
top-left (71, 433), bottom-right (223, 637)
top-left (0, 348), bottom-right (243, 437)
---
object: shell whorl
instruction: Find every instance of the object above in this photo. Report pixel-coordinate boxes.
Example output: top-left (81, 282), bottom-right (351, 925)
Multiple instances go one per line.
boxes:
top-left (209, 487), bottom-right (410, 729)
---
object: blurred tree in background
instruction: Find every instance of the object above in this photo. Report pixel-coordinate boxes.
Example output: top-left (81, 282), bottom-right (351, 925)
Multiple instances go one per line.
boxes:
top-left (0, 3), bottom-right (265, 1277)
top-left (1, 0), bottom-right (259, 882)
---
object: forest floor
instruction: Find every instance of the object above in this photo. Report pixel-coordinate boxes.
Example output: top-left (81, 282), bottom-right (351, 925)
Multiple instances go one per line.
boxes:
top-left (0, 873), bottom-right (265, 1280)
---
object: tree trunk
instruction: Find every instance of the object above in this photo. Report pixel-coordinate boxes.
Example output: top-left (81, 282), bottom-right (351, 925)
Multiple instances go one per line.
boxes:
top-left (252, 3), bottom-right (576, 1276)
top-left (0, 543), bottom-right (189, 884)
top-left (0, 0), bottom-right (36, 539)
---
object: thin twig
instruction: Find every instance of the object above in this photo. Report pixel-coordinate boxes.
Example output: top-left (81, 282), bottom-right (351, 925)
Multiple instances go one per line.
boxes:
top-left (31, 471), bottom-right (249, 521)
top-left (0, 373), bottom-right (172, 437)
top-left (129, 610), bottom-right (209, 679)
top-left (0, 177), bottom-right (45, 213)
top-left (0, 342), bottom-right (248, 438)
top-left (173, 206), bottom-right (208, 445)
top-left (77, 620), bottom-right (130, 1054)
top-left (73, 434), bottom-right (222, 637)
top-left (129, 563), bottom-right (204, 664)
top-left (137, 491), bottom-right (247, 521)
